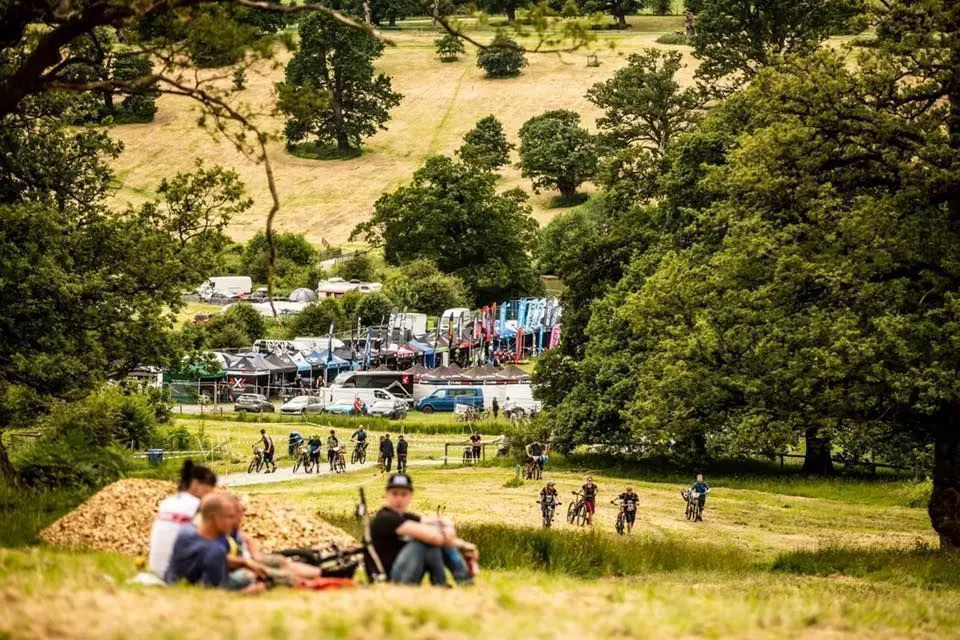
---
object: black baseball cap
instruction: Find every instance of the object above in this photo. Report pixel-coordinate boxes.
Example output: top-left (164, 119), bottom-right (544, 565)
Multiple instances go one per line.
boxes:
top-left (386, 473), bottom-right (414, 491)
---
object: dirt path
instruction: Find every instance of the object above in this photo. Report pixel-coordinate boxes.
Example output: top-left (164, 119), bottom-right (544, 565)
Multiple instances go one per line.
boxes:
top-left (220, 458), bottom-right (443, 487)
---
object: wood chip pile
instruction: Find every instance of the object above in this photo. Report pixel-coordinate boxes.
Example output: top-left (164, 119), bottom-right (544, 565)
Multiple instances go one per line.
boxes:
top-left (39, 479), bottom-right (354, 555)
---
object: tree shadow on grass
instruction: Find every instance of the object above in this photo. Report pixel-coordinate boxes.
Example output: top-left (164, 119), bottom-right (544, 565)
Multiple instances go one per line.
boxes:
top-left (286, 142), bottom-right (363, 161)
top-left (546, 193), bottom-right (589, 209)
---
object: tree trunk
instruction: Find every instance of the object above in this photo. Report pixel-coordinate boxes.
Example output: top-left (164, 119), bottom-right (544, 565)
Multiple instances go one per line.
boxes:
top-left (388, 15), bottom-right (397, 27)
top-left (506, 6), bottom-right (516, 22)
top-left (617, 13), bottom-right (627, 28)
top-left (801, 427), bottom-right (834, 475)
top-left (0, 436), bottom-right (19, 487)
top-left (558, 180), bottom-right (576, 201)
top-left (332, 70), bottom-right (351, 155)
top-left (929, 407), bottom-right (960, 549)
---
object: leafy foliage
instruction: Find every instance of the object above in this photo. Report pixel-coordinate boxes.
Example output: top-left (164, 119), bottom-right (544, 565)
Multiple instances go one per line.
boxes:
top-left (456, 115), bottom-right (514, 171)
top-left (242, 230), bottom-right (318, 288)
top-left (277, 13), bottom-right (402, 154)
top-left (581, 0), bottom-right (644, 27)
top-left (383, 259), bottom-right (469, 316)
top-left (435, 33), bottom-right (466, 62)
top-left (287, 299), bottom-right (347, 338)
top-left (518, 110), bottom-right (597, 200)
top-left (352, 155), bottom-right (542, 305)
top-left (331, 252), bottom-right (379, 282)
top-left (476, 34), bottom-right (528, 78)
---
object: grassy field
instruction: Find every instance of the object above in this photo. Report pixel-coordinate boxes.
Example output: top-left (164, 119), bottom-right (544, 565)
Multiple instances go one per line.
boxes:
top-left (107, 15), bottom-right (692, 244)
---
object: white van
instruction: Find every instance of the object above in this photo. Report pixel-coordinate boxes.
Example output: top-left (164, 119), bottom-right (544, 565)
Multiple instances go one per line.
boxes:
top-left (198, 276), bottom-right (253, 300)
top-left (322, 388), bottom-right (407, 419)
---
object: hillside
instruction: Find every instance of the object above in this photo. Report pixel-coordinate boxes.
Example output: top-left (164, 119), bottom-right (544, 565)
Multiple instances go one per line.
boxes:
top-left (107, 19), bottom-right (691, 244)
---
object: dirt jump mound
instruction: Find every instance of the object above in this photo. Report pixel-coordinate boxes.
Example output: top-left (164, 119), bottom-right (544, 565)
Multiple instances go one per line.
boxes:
top-left (40, 479), bottom-right (354, 555)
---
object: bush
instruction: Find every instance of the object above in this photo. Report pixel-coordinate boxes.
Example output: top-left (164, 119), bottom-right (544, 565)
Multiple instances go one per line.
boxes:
top-left (653, 0), bottom-right (672, 14)
top-left (771, 545), bottom-right (960, 589)
top-left (655, 32), bottom-right (689, 45)
top-left (286, 299), bottom-right (346, 338)
top-left (476, 34), bottom-right (528, 78)
top-left (331, 252), bottom-right (378, 282)
top-left (435, 33), bottom-right (466, 62)
top-left (0, 485), bottom-right (93, 547)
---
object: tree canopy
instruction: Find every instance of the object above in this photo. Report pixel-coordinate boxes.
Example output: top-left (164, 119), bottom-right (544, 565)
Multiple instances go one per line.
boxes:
top-left (277, 12), bottom-right (402, 154)
top-left (476, 34), bottom-right (528, 78)
top-left (456, 115), bottom-right (514, 171)
top-left (352, 155), bottom-right (542, 306)
top-left (383, 259), bottom-right (470, 316)
top-left (518, 109), bottom-right (597, 201)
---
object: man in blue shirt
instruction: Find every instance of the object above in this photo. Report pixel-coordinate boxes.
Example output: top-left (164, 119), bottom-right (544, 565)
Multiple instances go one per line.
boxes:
top-left (690, 473), bottom-right (710, 522)
top-left (164, 494), bottom-right (264, 593)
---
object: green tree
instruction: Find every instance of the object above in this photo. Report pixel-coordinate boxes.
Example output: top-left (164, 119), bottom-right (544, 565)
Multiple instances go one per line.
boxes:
top-left (653, 0), bottom-right (671, 14)
top-left (287, 299), bottom-right (347, 337)
top-left (352, 155), bottom-right (542, 305)
top-left (518, 110), bottom-right (597, 201)
top-left (586, 49), bottom-right (704, 157)
top-left (204, 303), bottom-right (267, 349)
top-left (383, 259), bottom-right (470, 316)
top-left (581, 0), bottom-right (644, 28)
top-left (242, 231), bottom-right (318, 285)
top-left (476, 34), bottom-right (528, 78)
top-left (689, 0), bottom-right (863, 88)
top-left (277, 12), bottom-right (402, 155)
top-left (478, 0), bottom-right (530, 22)
top-left (435, 33), bottom-right (466, 62)
top-left (536, 207), bottom-right (596, 275)
top-left (332, 252), bottom-right (379, 281)
top-left (352, 292), bottom-right (395, 326)
top-left (456, 115), bottom-right (514, 171)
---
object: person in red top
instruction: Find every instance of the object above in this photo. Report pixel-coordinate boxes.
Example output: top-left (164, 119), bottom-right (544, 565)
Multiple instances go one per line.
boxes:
top-left (581, 476), bottom-right (599, 525)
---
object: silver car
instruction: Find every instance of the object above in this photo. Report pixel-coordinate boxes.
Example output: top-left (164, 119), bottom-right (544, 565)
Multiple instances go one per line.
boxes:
top-left (279, 395), bottom-right (325, 415)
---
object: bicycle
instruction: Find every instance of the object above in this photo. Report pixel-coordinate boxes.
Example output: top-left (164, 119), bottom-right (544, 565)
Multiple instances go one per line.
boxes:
top-left (566, 491), bottom-right (587, 526)
top-left (247, 447), bottom-right (264, 474)
top-left (292, 445), bottom-right (313, 474)
top-left (334, 446), bottom-right (347, 473)
top-left (351, 441), bottom-right (368, 465)
top-left (538, 499), bottom-right (560, 528)
top-left (682, 489), bottom-right (704, 521)
top-left (523, 457), bottom-right (542, 481)
top-left (614, 499), bottom-right (626, 536)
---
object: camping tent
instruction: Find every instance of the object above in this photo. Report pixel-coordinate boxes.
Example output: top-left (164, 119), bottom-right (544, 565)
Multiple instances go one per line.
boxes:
top-left (289, 288), bottom-right (317, 303)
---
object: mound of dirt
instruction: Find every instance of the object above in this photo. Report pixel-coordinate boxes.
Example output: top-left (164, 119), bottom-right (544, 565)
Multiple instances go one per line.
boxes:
top-left (40, 479), bottom-right (354, 555)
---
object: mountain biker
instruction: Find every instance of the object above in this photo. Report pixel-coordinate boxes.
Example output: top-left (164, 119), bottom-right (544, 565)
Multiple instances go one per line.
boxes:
top-left (307, 434), bottom-right (323, 466)
top-left (256, 429), bottom-right (276, 473)
top-left (380, 433), bottom-right (395, 472)
top-left (613, 486), bottom-right (639, 533)
top-left (690, 473), bottom-right (710, 522)
top-left (287, 431), bottom-right (303, 457)
top-left (581, 476), bottom-right (598, 525)
top-left (468, 431), bottom-right (482, 462)
top-left (148, 460), bottom-right (217, 579)
top-left (538, 481), bottom-right (561, 523)
top-left (351, 425), bottom-right (368, 454)
top-left (397, 435), bottom-right (408, 473)
top-left (326, 429), bottom-right (340, 471)
top-left (525, 440), bottom-right (546, 472)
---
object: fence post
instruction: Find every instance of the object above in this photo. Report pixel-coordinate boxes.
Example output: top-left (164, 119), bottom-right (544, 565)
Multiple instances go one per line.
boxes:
top-left (444, 443), bottom-right (448, 466)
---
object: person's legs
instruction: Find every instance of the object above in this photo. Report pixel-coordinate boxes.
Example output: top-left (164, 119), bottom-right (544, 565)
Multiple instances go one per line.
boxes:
top-left (385, 456), bottom-right (393, 472)
top-left (391, 541), bottom-right (445, 586)
top-left (442, 547), bottom-right (472, 585)
top-left (585, 500), bottom-right (595, 524)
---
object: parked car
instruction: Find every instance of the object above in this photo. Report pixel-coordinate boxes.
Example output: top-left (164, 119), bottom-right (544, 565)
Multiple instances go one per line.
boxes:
top-left (326, 390), bottom-right (406, 419)
top-left (234, 394), bottom-right (274, 413)
top-left (415, 387), bottom-right (484, 413)
top-left (279, 395), bottom-right (324, 415)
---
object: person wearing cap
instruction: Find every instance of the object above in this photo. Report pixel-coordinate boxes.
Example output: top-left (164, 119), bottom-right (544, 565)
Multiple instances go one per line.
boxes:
top-left (612, 486), bottom-right (639, 533)
top-left (370, 473), bottom-right (475, 587)
top-left (396, 435), bottom-right (408, 473)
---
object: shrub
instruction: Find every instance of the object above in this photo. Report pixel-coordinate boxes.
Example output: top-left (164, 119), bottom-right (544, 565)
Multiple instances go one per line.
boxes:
top-left (435, 33), bottom-right (466, 62)
top-left (653, 0), bottom-right (671, 14)
top-left (655, 32), bottom-right (689, 45)
top-left (331, 252), bottom-right (378, 282)
top-left (476, 34), bottom-right (528, 78)
top-left (772, 545), bottom-right (960, 589)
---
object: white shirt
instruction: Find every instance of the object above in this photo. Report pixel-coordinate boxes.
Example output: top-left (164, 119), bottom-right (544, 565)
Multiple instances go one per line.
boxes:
top-left (147, 491), bottom-right (201, 577)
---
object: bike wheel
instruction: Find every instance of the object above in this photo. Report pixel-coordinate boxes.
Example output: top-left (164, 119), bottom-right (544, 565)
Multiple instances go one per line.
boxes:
top-left (256, 459), bottom-right (264, 473)
top-left (352, 449), bottom-right (359, 465)
top-left (686, 502), bottom-right (694, 521)
top-left (534, 465), bottom-right (542, 481)
top-left (566, 502), bottom-right (576, 524)
top-left (576, 505), bottom-right (588, 527)
top-left (305, 458), bottom-right (313, 474)
top-left (247, 459), bottom-right (256, 474)
top-left (616, 513), bottom-right (625, 536)
top-left (359, 449), bottom-right (366, 464)
top-left (292, 458), bottom-right (301, 474)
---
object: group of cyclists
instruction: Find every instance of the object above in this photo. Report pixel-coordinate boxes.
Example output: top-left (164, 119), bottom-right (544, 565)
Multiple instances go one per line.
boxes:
top-left (252, 426), bottom-right (410, 474)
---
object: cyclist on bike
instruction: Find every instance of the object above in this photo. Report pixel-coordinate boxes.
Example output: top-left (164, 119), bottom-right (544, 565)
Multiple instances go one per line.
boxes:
top-left (397, 435), bottom-right (408, 473)
top-left (612, 486), bottom-right (639, 533)
top-left (351, 425), bottom-right (368, 454)
top-left (581, 476), bottom-right (598, 525)
top-left (326, 430), bottom-right (340, 471)
top-left (525, 440), bottom-right (546, 472)
top-left (689, 473), bottom-right (710, 522)
top-left (255, 429), bottom-right (276, 473)
top-left (538, 481), bottom-right (560, 523)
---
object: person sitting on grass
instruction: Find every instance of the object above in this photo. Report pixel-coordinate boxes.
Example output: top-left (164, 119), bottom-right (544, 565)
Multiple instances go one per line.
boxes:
top-left (148, 460), bottom-right (217, 579)
top-left (689, 473), bottom-right (710, 522)
top-left (164, 494), bottom-right (265, 594)
top-left (581, 476), bottom-right (599, 525)
top-left (219, 494), bottom-right (321, 588)
top-left (370, 473), bottom-right (476, 587)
